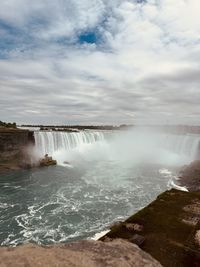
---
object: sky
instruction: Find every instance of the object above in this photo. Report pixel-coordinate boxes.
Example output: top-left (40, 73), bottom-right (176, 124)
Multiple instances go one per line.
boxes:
top-left (0, 0), bottom-right (200, 125)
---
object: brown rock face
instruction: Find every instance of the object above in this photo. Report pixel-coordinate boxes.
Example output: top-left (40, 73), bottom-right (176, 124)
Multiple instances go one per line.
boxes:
top-left (0, 129), bottom-right (35, 172)
top-left (179, 160), bottom-right (200, 191)
top-left (39, 154), bottom-right (57, 167)
top-left (100, 189), bottom-right (200, 267)
top-left (0, 239), bottom-right (162, 267)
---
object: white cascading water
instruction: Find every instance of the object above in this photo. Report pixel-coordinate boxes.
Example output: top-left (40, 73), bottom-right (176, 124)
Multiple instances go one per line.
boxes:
top-left (34, 130), bottom-right (200, 166)
top-left (34, 130), bottom-right (105, 158)
top-left (162, 134), bottom-right (200, 160)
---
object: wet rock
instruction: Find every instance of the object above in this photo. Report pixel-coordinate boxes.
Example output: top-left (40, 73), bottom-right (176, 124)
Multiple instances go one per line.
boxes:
top-left (63, 161), bottom-right (70, 164)
top-left (39, 154), bottom-right (57, 167)
top-left (179, 160), bottom-right (200, 191)
top-left (125, 223), bottom-right (143, 232)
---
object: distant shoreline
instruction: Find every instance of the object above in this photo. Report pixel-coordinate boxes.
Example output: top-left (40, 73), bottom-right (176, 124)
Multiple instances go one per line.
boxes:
top-left (20, 124), bottom-right (200, 134)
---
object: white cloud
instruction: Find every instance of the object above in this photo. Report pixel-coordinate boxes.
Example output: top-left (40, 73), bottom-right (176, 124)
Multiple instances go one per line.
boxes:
top-left (0, 0), bottom-right (200, 125)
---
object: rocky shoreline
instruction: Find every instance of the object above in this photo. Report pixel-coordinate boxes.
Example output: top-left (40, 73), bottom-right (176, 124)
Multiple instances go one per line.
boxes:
top-left (96, 162), bottom-right (200, 266)
top-left (178, 160), bottom-right (200, 192)
top-left (0, 239), bottom-right (162, 267)
top-left (100, 189), bottom-right (200, 266)
top-left (0, 127), bottom-right (35, 172)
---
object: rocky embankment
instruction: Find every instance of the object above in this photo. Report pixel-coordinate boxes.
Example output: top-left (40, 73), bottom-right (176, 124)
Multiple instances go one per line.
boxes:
top-left (178, 160), bottom-right (200, 191)
top-left (0, 239), bottom-right (161, 267)
top-left (100, 189), bottom-right (200, 267)
top-left (0, 127), bottom-right (35, 172)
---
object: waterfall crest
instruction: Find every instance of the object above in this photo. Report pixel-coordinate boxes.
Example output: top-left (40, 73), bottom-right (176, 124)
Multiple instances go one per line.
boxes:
top-left (34, 131), bottom-right (105, 157)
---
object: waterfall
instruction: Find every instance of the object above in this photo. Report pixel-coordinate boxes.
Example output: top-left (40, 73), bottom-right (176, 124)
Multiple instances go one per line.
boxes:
top-left (34, 130), bottom-right (200, 166)
top-left (161, 133), bottom-right (200, 160)
top-left (34, 130), bottom-right (105, 157)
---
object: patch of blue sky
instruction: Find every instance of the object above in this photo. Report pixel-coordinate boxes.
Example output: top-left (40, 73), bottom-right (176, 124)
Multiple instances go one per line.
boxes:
top-left (79, 31), bottom-right (98, 44)
top-left (0, 16), bottom-right (103, 59)
top-left (55, 30), bottom-right (100, 47)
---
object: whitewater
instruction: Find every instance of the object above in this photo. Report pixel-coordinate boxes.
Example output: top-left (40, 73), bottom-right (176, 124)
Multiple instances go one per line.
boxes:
top-left (34, 129), bottom-right (200, 166)
top-left (0, 128), bottom-right (199, 246)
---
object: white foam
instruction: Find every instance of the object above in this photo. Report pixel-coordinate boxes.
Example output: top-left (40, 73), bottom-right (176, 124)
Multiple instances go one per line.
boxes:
top-left (168, 179), bottom-right (188, 192)
top-left (159, 168), bottom-right (172, 175)
top-left (91, 230), bottom-right (110, 240)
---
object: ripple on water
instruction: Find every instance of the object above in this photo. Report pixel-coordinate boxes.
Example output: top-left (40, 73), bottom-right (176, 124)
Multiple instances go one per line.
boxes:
top-left (0, 164), bottom-right (170, 246)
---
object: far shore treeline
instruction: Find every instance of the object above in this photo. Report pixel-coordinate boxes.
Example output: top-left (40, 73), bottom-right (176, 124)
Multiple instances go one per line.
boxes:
top-left (2, 120), bottom-right (200, 134)
top-left (20, 124), bottom-right (200, 134)
top-left (21, 124), bottom-right (132, 131)
top-left (0, 121), bottom-right (17, 128)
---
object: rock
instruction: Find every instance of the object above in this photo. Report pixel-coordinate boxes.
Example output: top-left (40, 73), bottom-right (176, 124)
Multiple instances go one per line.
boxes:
top-left (195, 230), bottom-right (200, 246)
top-left (178, 160), bottom-right (200, 191)
top-left (102, 236), bottom-right (113, 242)
top-left (109, 220), bottom-right (123, 229)
top-left (0, 128), bottom-right (35, 172)
top-left (39, 154), bottom-right (57, 167)
top-left (125, 223), bottom-right (143, 232)
top-left (129, 234), bottom-right (145, 247)
top-left (100, 189), bottom-right (200, 267)
top-left (0, 239), bottom-right (162, 267)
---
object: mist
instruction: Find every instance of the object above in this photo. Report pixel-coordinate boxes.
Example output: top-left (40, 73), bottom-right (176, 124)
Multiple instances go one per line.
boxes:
top-left (34, 128), bottom-right (200, 169)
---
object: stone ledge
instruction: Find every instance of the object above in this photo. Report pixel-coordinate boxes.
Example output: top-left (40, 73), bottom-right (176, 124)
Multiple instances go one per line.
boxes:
top-left (0, 239), bottom-right (162, 267)
top-left (100, 189), bottom-right (200, 267)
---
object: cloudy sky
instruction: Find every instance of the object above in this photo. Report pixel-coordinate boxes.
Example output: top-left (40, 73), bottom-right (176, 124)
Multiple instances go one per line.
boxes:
top-left (0, 0), bottom-right (200, 125)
